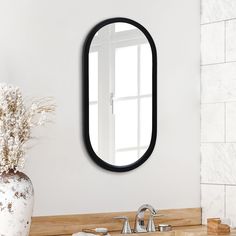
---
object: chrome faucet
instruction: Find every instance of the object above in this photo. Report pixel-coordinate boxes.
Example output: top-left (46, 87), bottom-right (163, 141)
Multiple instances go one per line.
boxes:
top-left (134, 204), bottom-right (158, 233)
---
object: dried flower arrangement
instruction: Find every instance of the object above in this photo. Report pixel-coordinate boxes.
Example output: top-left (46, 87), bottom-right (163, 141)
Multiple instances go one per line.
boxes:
top-left (0, 84), bottom-right (55, 174)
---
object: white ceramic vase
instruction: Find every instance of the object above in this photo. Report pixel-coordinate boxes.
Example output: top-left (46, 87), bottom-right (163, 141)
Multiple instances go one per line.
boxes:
top-left (0, 171), bottom-right (34, 236)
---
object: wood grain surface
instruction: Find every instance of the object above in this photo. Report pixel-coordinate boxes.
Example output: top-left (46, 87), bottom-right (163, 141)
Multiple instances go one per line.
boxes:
top-left (30, 208), bottom-right (201, 236)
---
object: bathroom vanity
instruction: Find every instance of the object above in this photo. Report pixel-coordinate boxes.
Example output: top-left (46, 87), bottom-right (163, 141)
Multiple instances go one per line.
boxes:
top-left (30, 224), bottom-right (236, 236)
top-left (29, 208), bottom-right (201, 236)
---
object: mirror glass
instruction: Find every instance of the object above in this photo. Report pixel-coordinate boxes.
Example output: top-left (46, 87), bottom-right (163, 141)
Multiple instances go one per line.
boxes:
top-left (84, 18), bottom-right (157, 171)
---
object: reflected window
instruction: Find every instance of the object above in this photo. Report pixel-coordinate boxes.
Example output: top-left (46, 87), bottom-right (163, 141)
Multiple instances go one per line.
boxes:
top-left (89, 24), bottom-right (152, 166)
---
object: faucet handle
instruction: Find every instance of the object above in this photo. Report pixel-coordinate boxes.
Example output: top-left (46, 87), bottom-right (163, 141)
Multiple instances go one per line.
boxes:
top-left (114, 216), bottom-right (132, 234)
top-left (147, 214), bottom-right (156, 232)
top-left (146, 211), bottom-right (165, 232)
top-left (151, 214), bottom-right (166, 232)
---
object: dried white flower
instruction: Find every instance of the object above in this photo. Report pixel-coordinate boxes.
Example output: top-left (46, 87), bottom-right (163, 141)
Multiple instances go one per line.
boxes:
top-left (0, 84), bottom-right (55, 174)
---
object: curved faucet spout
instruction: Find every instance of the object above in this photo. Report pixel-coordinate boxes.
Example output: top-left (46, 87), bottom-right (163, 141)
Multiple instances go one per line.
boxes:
top-left (137, 204), bottom-right (157, 217)
top-left (134, 204), bottom-right (158, 233)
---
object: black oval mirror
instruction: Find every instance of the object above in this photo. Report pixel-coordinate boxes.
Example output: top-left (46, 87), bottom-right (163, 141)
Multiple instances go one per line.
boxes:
top-left (83, 18), bottom-right (157, 172)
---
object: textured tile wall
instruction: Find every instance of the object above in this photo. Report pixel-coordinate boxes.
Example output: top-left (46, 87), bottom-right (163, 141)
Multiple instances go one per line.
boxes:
top-left (201, 0), bottom-right (236, 225)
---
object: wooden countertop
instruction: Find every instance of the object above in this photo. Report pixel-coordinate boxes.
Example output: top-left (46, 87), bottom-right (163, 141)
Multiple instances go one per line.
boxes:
top-left (63, 226), bottom-right (208, 236)
top-left (28, 208), bottom-right (234, 236)
top-left (30, 208), bottom-right (201, 236)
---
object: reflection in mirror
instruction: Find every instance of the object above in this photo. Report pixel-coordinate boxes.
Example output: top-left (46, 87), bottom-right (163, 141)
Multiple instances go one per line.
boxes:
top-left (88, 22), bottom-right (153, 167)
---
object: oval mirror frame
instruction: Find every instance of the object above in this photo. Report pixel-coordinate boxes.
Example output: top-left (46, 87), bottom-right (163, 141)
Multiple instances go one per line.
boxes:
top-left (83, 17), bottom-right (157, 172)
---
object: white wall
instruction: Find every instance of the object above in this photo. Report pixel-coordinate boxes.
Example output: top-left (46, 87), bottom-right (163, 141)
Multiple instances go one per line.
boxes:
top-left (201, 0), bottom-right (236, 225)
top-left (0, 0), bottom-right (200, 216)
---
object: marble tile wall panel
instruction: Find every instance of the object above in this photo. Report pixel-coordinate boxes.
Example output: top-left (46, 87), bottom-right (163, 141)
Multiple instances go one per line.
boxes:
top-left (201, 184), bottom-right (225, 224)
top-left (201, 22), bottom-right (225, 65)
top-left (202, 0), bottom-right (236, 24)
top-left (201, 62), bottom-right (236, 103)
top-left (226, 102), bottom-right (236, 142)
top-left (201, 143), bottom-right (236, 184)
top-left (201, 103), bottom-right (225, 142)
top-left (226, 19), bottom-right (236, 61)
top-left (226, 185), bottom-right (236, 227)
